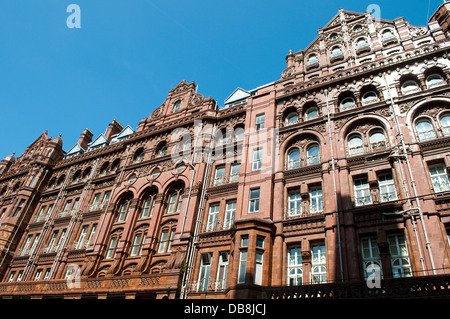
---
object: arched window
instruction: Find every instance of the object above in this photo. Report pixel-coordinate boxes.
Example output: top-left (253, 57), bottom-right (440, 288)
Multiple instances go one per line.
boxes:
top-left (286, 112), bottom-right (299, 125)
top-left (134, 148), bottom-right (144, 163)
top-left (167, 188), bottom-right (183, 214)
top-left (172, 101), bottom-right (181, 113)
top-left (369, 131), bottom-right (387, 150)
top-left (356, 38), bottom-right (369, 49)
top-left (330, 46), bottom-right (343, 60)
top-left (401, 79), bottom-right (420, 94)
top-left (100, 162), bottom-right (109, 176)
top-left (156, 143), bottom-right (167, 158)
top-left (130, 229), bottom-right (147, 256)
top-left (150, 168), bottom-right (161, 178)
top-left (361, 91), bottom-right (379, 104)
top-left (141, 194), bottom-right (157, 218)
top-left (234, 126), bottom-right (244, 142)
top-left (287, 149), bottom-right (300, 169)
top-left (106, 231), bottom-right (122, 259)
top-left (117, 199), bottom-right (132, 222)
top-left (440, 114), bottom-right (450, 136)
top-left (347, 135), bottom-right (364, 156)
top-left (415, 119), bottom-right (436, 141)
top-left (305, 106), bottom-right (319, 120)
top-left (426, 73), bottom-right (444, 88)
top-left (381, 29), bottom-right (394, 41)
top-left (340, 96), bottom-right (356, 111)
top-left (306, 145), bottom-right (320, 165)
top-left (307, 54), bottom-right (319, 68)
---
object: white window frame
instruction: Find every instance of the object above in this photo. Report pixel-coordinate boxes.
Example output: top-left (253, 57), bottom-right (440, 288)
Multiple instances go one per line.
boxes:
top-left (429, 163), bottom-right (450, 193)
top-left (215, 252), bottom-right (229, 291)
top-left (255, 113), bottom-right (265, 131)
top-left (206, 203), bottom-right (220, 232)
top-left (287, 246), bottom-right (303, 286)
top-left (378, 173), bottom-right (397, 202)
top-left (361, 236), bottom-right (383, 279)
top-left (388, 234), bottom-right (412, 278)
top-left (311, 243), bottom-right (327, 284)
top-left (254, 250), bottom-right (264, 285)
top-left (248, 188), bottom-right (260, 213)
top-left (354, 177), bottom-right (372, 206)
top-left (309, 187), bottom-right (323, 213)
top-left (252, 148), bottom-right (262, 171)
top-left (213, 165), bottom-right (226, 186)
top-left (287, 190), bottom-right (302, 217)
top-left (224, 200), bottom-right (236, 230)
top-left (198, 253), bottom-right (212, 292)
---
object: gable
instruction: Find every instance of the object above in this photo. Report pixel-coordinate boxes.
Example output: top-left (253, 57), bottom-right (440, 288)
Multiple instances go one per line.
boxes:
top-left (224, 88), bottom-right (250, 105)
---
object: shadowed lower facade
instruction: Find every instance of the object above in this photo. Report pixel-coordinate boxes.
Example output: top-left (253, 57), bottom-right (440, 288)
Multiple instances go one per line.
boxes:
top-left (1, 4), bottom-right (450, 299)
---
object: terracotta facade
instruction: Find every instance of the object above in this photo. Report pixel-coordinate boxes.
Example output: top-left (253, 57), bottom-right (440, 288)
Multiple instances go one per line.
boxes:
top-left (1, 5), bottom-right (450, 299)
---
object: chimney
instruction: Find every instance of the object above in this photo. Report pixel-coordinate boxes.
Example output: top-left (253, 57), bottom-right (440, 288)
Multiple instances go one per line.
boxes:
top-left (105, 119), bottom-right (123, 141)
top-left (78, 128), bottom-right (93, 150)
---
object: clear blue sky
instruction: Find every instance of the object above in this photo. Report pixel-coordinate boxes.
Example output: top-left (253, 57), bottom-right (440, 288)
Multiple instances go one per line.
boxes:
top-left (0, 0), bottom-right (444, 160)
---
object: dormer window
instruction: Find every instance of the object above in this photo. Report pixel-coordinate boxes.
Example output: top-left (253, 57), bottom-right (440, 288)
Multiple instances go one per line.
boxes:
top-left (172, 101), bottom-right (181, 113)
top-left (356, 38), bottom-right (370, 54)
top-left (306, 54), bottom-right (319, 69)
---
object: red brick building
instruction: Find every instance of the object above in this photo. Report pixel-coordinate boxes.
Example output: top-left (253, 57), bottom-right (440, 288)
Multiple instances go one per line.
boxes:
top-left (1, 5), bottom-right (450, 299)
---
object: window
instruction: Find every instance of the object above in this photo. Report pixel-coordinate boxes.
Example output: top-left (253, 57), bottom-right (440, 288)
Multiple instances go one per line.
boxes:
top-left (206, 203), bottom-right (220, 232)
top-left (234, 127), bottom-right (244, 142)
top-left (30, 234), bottom-right (40, 255)
top-left (305, 107), bottom-right (319, 120)
top-left (175, 163), bottom-right (185, 172)
top-left (378, 173), bottom-right (397, 202)
top-left (311, 244), bottom-right (327, 283)
top-left (440, 114), bottom-right (450, 136)
top-left (255, 114), bottom-right (265, 131)
top-left (106, 236), bottom-right (119, 259)
top-left (254, 250), bottom-right (264, 285)
top-left (252, 148), bottom-right (262, 171)
top-left (362, 91), bottom-right (378, 104)
top-left (306, 145), bottom-right (320, 165)
top-left (369, 131), bottom-right (387, 151)
top-left (12, 199), bottom-right (26, 218)
top-left (249, 188), bottom-right (260, 213)
top-left (356, 37), bottom-right (369, 49)
top-left (157, 229), bottom-right (175, 253)
top-left (167, 188), bottom-right (183, 214)
top-left (213, 165), bottom-right (225, 186)
top-left (340, 97), bottom-right (355, 111)
top-left (238, 250), bottom-right (247, 284)
top-left (381, 29), bottom-right (394, 41)
top-left (288, 246), bottom-right (303, 285)
top-left (34, 269), bottom-right (42, 281)
top-left (117, 200), bottom-right (130, 222)
top-left (287, 149), bottom-right (300, 169)
top-left (29, 174), bottom-right (39, 188)
top-left (151, 168), bottom-right (161, 178)
top-left (224, 200), bottom-right (236, 230)
top-left (286, 112), bottom-right (298, 125)
top-left (347, 135), bottom-right (364, 156)
top-left (354, 177), bottom-right (372, 206)
top-left (426, 73), bottom-right (444, 88)
top-left (429, 163), bottom-right (450, 193)
top-left (415, 119), bottom-right (436, 141)
top-left (56, 229), bottom-right (67, 251)
top-left (8, 272), bottom-right (15, 282)
top-left (307, 54), bottom-right (318, 66)
top-left (256, 236), bottom-right (265, 248)
top-left (330, 46), bottom-right (343, 61)
top-left (172, 101), bottom-right (181, 113)
top-left (157, 144), bottom-right (167, 157)
top-left (17, 271), bottom-right (23, 282)
top-left (361, 237), bottom-right (382, 279)
top-left (90, 193), bottom-right (100, 211)
top-left (309, 187), bottom-right (323, 213)
top-left (141, 195), bottom-right (156, 218)
top-left (401, 80), bottom-right (420, 94)
top-left (216, 252), bottom-right (229, 291)
top-left (229, 163), bottom-right (240, 182)
top-left (86, 224), bottom-right (97, 249)
top-left (76, 226), bottom-right (88, 249)
top-left (198, 253), bottom-right (212, 292)
top-left (21, 235), bottom-right (33, 256)
top-left (287, 190), bottom-right (301, 217)
top-left (388, 234), bottom-right (412, 278)
top-left (46, 230), bottom-right (58, 253)
top-left (134, 149), bottom-right (144, 163)
top-left (131, 232), bottom-right (146, 256)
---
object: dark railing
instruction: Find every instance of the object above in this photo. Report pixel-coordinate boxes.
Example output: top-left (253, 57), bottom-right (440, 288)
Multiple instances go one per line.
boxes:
top-left (266, 274), bottom-right (450, 299)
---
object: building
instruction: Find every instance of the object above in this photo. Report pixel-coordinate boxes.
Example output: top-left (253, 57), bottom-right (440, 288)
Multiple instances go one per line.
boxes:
top-left (1, 4), bottom-right (450, 300)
